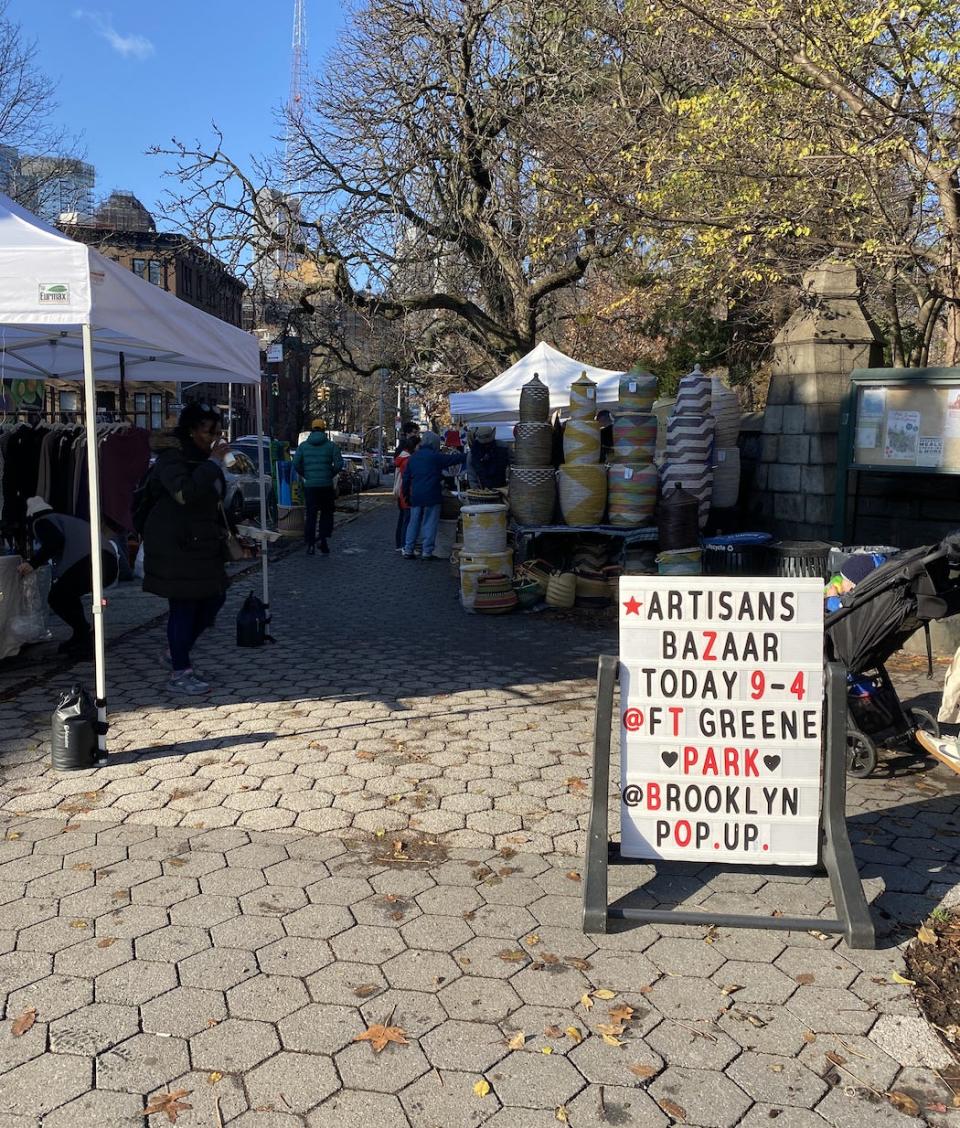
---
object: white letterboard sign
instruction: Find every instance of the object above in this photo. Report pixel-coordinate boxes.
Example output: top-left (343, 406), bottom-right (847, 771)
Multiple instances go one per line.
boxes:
top-left (619, 577), bottom-right (825, 865)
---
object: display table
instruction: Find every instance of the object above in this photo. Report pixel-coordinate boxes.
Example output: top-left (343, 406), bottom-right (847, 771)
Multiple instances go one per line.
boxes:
top-left (510, 523), bottom-right (658, 564)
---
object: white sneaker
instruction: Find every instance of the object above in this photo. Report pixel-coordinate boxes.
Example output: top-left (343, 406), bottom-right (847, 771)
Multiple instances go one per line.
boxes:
top-left (168, 670), bottom-right (210, 696)
top-left (915, 730), bottom-right (960, 774)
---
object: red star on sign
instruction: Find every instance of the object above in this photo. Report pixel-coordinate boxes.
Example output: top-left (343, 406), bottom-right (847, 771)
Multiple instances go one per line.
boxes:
top-left (623, 596), bottom-right (643, 616)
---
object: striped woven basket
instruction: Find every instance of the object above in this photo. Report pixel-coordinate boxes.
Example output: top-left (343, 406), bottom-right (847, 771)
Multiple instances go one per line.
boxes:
top-left (711, 377), bottom-right (741, 447)
top-left (711, 447), bottom-right (740, 508)
top-left (666, 413), bottom-right (715, 462)
top-left (607, 463), bottom-right (658, 527)
top-left (513, 421), bottom-right (553, 467)
top-left (619, 370), bottom-right (657, 412)
top-left (569, 372), bottom-right (599, 419)
top-left (545, 571), bottom-right (577, 609)
top-left (675, 364), bottom-right (711, 414)
top-left (657, 548), bottom-right (703, 576)
top-left (613, 413), bottom-right (657, 462)
top-left (563, 418), bottom-right (601, 465)
top-left (474, 571), bottom-right (518, 614)
top-left (575, 571), bottom-right (612, 607)
top-left (519, 373), bottom-right (551, 423)
top-left (508, 467), bottom-right (556, 525)
top-left (459, 548), bottom-right (514, 578)
top-left (558, 464), bottom-right (607, 526)
top-left (662, 461), bottom-right (713, 528)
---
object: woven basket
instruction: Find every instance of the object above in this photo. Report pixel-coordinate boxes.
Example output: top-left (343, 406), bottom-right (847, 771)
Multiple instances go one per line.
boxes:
top-left (277, 504), bottom-right (305, 536)
top-left (619, 370), bottom-right (657, 413)
top-left (516, 558), bottom-right (551, 594)
top-left (459, 563), bottom-right (488, 610)
top-left (569, 372), bottom-right (599, 419)
top-left (666, 413), bottom-right (715, 462)
top-left (514, 578), bottom-right (543, 609)
top-left (613, 413), bottom-right (657, 462)
top-left (509, 467), bottom-right (556, 525)
top-left (513, 421), bottom-right (553, 467)
top-left (441, 492), bottom-right (464, 520)
top-left (657, 547), bottom-right (703, 576)
top-left (563, 418), bottom-right (601, 465)
top-left (711, 447), bottom-right (740, 508)
top-left (519, 373), bottom-right (551, 423)
top-left (459, 548), bottom-right (514, 578)
top-left (608, 463), bottom-right (658, 527)
top-left (653, 397), bottom-right (676, 454)
top-left (575, 571), bottom-right (611, 607)
top-left (711, 376), bottom-right (741, 447)
top-left (659, 483), bottom-right (700, 551)
top-left (558, 464), bottom-right (607, 526)
top-left (461, 504), bottom-right (508, 553)
top-left (675, 364), bottom-right (711, 414)
top-left (474, 571), bottom-right (518, 614)
top-left (545, 571), bottom-right (576, 609)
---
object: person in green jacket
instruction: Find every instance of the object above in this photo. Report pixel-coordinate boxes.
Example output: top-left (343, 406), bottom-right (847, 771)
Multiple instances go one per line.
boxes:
top-left (292, 420), bottom-right (344, 555)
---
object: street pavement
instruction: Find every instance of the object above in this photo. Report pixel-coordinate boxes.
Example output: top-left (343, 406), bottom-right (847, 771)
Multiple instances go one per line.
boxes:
top-left (0, 497), bottom-right (958, 1126)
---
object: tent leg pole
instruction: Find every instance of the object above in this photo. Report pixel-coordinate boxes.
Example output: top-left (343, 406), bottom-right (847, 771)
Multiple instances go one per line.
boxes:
top-left (81, 324), bottom-right (108, 760)
top-left (255, 393), bottom-right (270, 611)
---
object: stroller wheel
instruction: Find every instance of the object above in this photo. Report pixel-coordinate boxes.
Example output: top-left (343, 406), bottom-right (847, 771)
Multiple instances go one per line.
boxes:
top-left (846, 729), bottom-right (878, 777)
top-left (909, 707), bottom-right (940, 745)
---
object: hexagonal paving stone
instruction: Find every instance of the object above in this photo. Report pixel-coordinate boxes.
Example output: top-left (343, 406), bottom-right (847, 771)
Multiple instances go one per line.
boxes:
top-left (486, 1050), bottom-right (585, 1108)
top-left (264, 859), bottom-right (330, 887)
top-left (726, 1051), bottom-right (830, 1106)
top-left (646, 976), bottom-right (728, 1022)
top-left (649, 1065), bottom-right (751, 1128)
top-left (401, 914), bottom-right (474, 954)
top-left (94, 904), bottom-right (169, 940)
top-left (710, 961), bottom-right (798, 1006)
top-left (718, 1003), bottom-right (811, 1055)
top-left (210, 914), bottom-right (285, 950)
top-left (335, 1039), bottom-right (431, 1094)
top-left (467, 904), bottom-right (538, 939)
top-left (282, 903), bottom-right (355, 940)
top-left (306, 877), bottom-right (373, 906)
top-left (580, 948), bottom-right (659, 993)
top-left (200, 867), bottom-right (267, 898)
top-left (134, 925), bottom-right (211, 963)
top-left (245, 1050), bottom-right (340, 1114)
top-left (510, 964), bottom-right (590, 1008)
top-left (798, 1034), bottom-right (900, 1092)
top-left (130, 874), bottom-right (200, 907)
top-left (330, 925), bottom-right (408, 965)
top-left (784, 986), bottom-right (875, 1036)
top-left (307, 1090), bottom-right (411, 1128)
top-left (438, 976), bottom-right (522, 1024)
top-left (53, 936), bottom-right (134, 979)
top-left (0, 951), bottom-right (52, 993)
top-left (401, 1068), bottom-right (497, 1128)
top-left (168, 894), bottom-right (240, 928)
top-left (0, 1054), bottom-right (93, 1118)
top-left (141, 986), bottom-right (228, 1037)
top-left (257, 935), bottom-right (333, 977)
top-left (227, 974), bottom-right (309, 1022)
top-left (279, 1003), bottom-right (365, 1055)
top-left (240, 886), bottom-right (309, 917)
top-left (774, 947), bottom-right (859, 989)
top-left (0, 1012), bottom-right (48, 1073)
top-left (736, 1106), bottom-right (832, 1128)
top-left (566, 1032), bottom-right (664, 1087)
top-left (352, 893), bottom-right (421, 930)
top-left (419, 1020), bottom-right (509, 1072)
top-left (148, 1068), bottom-right (248, 1126)
top-left (42, 1089), bottom-right (146, 1128)
top-left (645, 936), bottom-right (727, 978)
top-left (96, 1032), bottom-right (190, 1095)
top-left (645, 1019), bottom-right (739, 1070)
top-left (189, 1016), bottom-right (280, 1072)
top-left (564, 1083), bottom-right (669, 1128)
top-left (307, 960), bottom-right (388, 1007)
top-left (383, 949), bottom-right (462, 993)
top-left (94, 959), bottom-right (177, 1006)
top-left (15, 916), bottom-right (91, 955)
top-left (7, 972), bottom-right (92, 1022)
top-left (49, 1002), bottom-right (139, 1055)
top-left (177, 946), bottom-right (258, 991)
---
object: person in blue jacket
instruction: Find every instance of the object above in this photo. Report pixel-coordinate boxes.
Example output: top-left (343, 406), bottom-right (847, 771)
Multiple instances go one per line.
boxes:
top-left (402, 431), bottom-right (465, 560)
top-left (293, 420), bottom-right (344, 555)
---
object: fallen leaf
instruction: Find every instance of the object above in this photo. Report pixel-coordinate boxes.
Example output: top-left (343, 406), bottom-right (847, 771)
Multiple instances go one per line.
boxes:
top-left (581, 993), bottom-right (594, 1010)
top-left (917, 924), bottom-right (937, 945)
top-left (68, 919), bottom-right (88, 929)
top-left (659, 1098), bottom-right (687, 1121)
top-left (473, 1079), bottom-right (491, 1098)
top-left (795, 973), bottom-right (815, 986)
top-left (566, 870), bottom-right (581, 882)
top-left (593, 989), bottom-right (616, 1000)
top-left (353, 1022), bottom-right (409, 1053)
top-left (565, 1026), bottom-right (583, 1045)
top-left (802, 1031), bottom-right (816, 1044)
top-left (825, 1052), bottom-right (846, 1067)
top-left (5, 831), bottom-right (21, 840)
top-left (206, 1072), bottom-right (223, 1085)
top-left (544, 1025), bottom-right (564, 1038)
top-left (808, 930), bottom-right (830, 941)
top-left (144, 1089), bottom-right (193, 1124)
top-left (890, 972), bottom-right (916, 986)
top-left (629, 1063), bottom-right (657, 1080)
top-left (564, 956), bottom-right (591, 971)
top-left (498, 949), bottom-right (528, 963)
top-left (596, 1023), bottom-right (626, 1037)
top-left (167, 857), bottom-right (187, 868)
top-left (769, 1063), bottom-right (785, 1073)
top-left (11, 1008), bottom-right (37, 1037)
top-left (541, 1046), bottom-right (553, 1054)
top-left (353, 984), bottom-right (380, 998)
top-left (601, 1034), bottom-right (626, 1047)
top-left (96, 937), bottom-right (118, 949)
top-left (719, 984), bottom-right (743, 997)
top-left (72, 862), bottom-right (92, 871)
top-left (507, 1031), bottom-right (526, 1050)
top-left (887, 1091), bottom-right (920, 1117)
top-left (523, 933), bottom-right (541, 946)
top-left (609, 1003), bottom-right (635, 1024)
top-left (704, 926), bottom-right (718, 945)
top-left (565, 777), bottom-right (587, 794)
top-left (555, 1107), bottom-right (568, 1123)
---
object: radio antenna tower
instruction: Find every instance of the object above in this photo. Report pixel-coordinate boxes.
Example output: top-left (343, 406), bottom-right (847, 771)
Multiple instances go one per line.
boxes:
top-left (285, 0), bottom-right (306, 192)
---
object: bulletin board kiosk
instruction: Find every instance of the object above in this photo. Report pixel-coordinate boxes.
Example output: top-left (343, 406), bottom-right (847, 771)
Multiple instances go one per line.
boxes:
top-left (582, 576), bottom-right (875, 949)
top-left (834, 366), bottom-right (960, 543)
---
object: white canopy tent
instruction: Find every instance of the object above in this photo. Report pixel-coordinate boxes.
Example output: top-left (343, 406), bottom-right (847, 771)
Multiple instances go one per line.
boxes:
top-left (449, 342), bottom-right (624, 432)
top-left (0, 194), bottom-right (263, 757)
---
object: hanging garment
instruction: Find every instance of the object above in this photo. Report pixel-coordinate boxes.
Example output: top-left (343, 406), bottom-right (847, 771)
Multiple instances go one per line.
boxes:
top-left (99, 427), bottom-right (150, 532)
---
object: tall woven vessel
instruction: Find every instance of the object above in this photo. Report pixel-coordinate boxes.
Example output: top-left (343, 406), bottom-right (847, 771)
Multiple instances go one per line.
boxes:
top-left (666, 413), bottom-right (715, 462)
top-left (519, 373), bottom-right (551, 422)
top-left (613, 413), bottom-right (657, 462)
top-left (569, 373), bottom-right (598, 419)
top-left (675, 363), bottom-right (711, 414)
top-left (461, 504), bottom-right (508, 553)
top-left (558, 464), bottom-right (607, 525)
top-left (513, 421), bottom-right (553, 467)
top-left (619, 370), bottom-right (657, 412)
top-left (710, 376), bottom-right (741, 447)
top-left (607, 463), bottom-right (657, 526)
top-left (563, 418), bottom-right (601, 465)
top-left (509, 467), bottom-right (556, 525)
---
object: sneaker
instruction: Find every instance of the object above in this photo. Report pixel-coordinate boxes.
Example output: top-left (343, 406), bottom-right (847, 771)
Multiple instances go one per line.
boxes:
top-left (168, 670), bottom-right (210, 696)
top-left (162, 653), bottom-right (204, 680)
top-left (319, 539), bottom-right (330, 554)
top-left (915, 729), bottom-right (960, 775)
top-left (402, 553), bottom-right (417, 560)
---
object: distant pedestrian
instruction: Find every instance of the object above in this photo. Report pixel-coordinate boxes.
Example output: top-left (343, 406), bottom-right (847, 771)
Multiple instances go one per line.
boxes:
top-left (18, 497), bottom-right (119, 658)
top-left (141, 402), bottom-right (231, 695)
top-left (467, 425), bottom-right (509, 488)
top-left (394, 421), bottom-right (420, 458)
top-left (402, 432), bottom-right (465, 560)
top-left (393, 434), bottom-right (420, 552)
top-left (293, 419), bottom-right (344, 556)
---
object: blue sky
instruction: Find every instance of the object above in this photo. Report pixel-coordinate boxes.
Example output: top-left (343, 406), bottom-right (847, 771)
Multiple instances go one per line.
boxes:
top-left (7, 1), bottom-right (347, 219)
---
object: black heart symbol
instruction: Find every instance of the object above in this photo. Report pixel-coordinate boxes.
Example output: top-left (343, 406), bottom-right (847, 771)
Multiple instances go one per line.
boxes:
top-left (661, 751), bottom-right (678, 768)
top-left (763, 755), bottom-right (781, 772)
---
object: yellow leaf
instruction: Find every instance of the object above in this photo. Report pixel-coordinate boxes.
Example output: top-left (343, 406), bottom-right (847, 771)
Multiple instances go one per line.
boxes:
top-left (541, 1046), bottom-right (553, 1054)
top-left (555, 1107), bottom-right (568, 1123)
top-left (581, 993), bottom-right (594, 1010)
top-left (890, 972), bottom-right (916, 986)
top-left (207, 1071), bottom-right (223, 1085)
top-left (917, 924), bottom-right (937, 945)
top-left (565, 1027), bottom-right (583, 1044)
top-left (374, 829), bottom-right (386, 838)
top-left (5, 832), bottom-right (21, 840)
top-left (602, 1034), bottom-right (626, 1047)
top-left (523, 933), bottom-right (541, 946)
top-left (507, 1031), bottom-right (526, 1050)
top-left (68, 919), bottom-right (89, 929)
top-left (473, 1079), bottom-right (491, 1098)
top-left (593, 989), bottom-right (616, 1000)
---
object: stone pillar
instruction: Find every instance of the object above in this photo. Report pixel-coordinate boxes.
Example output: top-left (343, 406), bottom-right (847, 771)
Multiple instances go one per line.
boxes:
top-left (749, 261), bottom-right (883, 539)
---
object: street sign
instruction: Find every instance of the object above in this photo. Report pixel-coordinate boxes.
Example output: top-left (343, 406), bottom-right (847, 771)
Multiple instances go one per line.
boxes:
top-left (618, 577), bottom-right (824, 865)
top-left (266, 344), bottom-right (283, 363)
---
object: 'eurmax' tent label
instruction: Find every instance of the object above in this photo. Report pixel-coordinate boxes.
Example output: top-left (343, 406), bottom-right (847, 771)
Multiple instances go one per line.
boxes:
top-left (38, 283), bottom-right (70, 304)
top-left (619, 577), bottom-right (824, 865)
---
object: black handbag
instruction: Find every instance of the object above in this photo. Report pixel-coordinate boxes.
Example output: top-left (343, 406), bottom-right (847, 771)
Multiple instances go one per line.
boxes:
top-left (236, 593), bottom-right (272, 647)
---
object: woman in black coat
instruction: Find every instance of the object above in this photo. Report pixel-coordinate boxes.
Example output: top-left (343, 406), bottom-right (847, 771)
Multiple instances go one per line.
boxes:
top-left (142, 402), bottom-right (230, 695)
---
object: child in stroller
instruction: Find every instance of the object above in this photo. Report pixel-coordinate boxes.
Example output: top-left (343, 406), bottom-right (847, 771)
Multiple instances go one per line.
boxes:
top-left (824, 536), bottom-right (960, 777)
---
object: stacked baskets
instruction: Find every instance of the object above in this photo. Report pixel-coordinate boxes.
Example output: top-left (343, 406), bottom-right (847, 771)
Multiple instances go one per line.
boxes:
top-left (662, 364), bottom-right (715, 529)
top-left (559, 371), bottom-right (607, 525)
top-left (608, 368), bottom-right (658, 528)
top-left (459, 503), bottom-right (511, 610)
top-left (510, 372), bottom-right (556, 526)
top-left (710, 375), bottom-right (742, 510)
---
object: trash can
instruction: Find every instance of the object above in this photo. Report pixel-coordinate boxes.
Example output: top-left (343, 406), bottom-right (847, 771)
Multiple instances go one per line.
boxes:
top-left (769, 540), bottom-right (837, 581)
top-left (702, 533), bottom-right (773, 576)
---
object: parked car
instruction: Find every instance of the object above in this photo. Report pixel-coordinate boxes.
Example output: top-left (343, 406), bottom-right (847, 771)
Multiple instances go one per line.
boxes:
top-left (342, 453), bottom-right (379, 490)
top-left (337, 459), bottom-right (364, 497)
top-left (231, 434), bottom-right (273, 471)
top-left (223, 449), bottom-right (277, 525)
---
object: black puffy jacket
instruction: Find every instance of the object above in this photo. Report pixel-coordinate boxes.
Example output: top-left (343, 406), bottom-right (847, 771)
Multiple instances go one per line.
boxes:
top-left (142, 440), bottom-right (228, 601)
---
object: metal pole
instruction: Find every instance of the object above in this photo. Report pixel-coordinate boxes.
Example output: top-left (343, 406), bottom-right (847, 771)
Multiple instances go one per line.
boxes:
top-left (377, 367), bottom-right (386, 477)
top-left (81, 323), bottom-right (108, 760)
top-left (255, 391), bottom-right (270, 611)
top-left (227, 383), bottom-right (234, 441)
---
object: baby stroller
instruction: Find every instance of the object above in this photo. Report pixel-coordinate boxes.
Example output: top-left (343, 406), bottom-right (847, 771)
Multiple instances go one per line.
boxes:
top-left (824, 534), bottom-right (960, 776)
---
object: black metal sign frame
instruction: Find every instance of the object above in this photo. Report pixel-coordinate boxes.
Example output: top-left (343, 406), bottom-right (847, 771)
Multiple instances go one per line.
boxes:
top-left (582, 657), bottom-right (875, 949)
